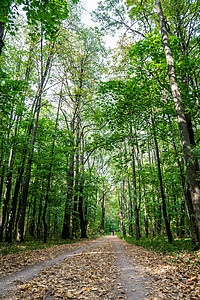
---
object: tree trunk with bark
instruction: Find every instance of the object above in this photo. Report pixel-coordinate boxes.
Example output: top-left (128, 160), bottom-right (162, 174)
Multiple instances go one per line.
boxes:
top-left (78, 137), bottom-right (87, 238)
top-left (29, 196), bottom-right (37, 237)
top-left (36, 183), bottom-right (44, 239)
top-left (62, 152), bottom-right (74, 239)
top-left (0, 147), bottom-right (14, 241)
top-left (0, 22), bottom-right (5, 55)
top-left (101, 179), bottom-right (106, 232)
top-left (130, 127), bottom-right (141, 240)
top-left (5, 155), bottom-right (26, 242)
top-left (118, 189), bottom-right (126, 237)
top-left (62, 110), bottom-right (75, 239)
top-left (16, 97), bottom-right (41, 242)
top-left (124, 141), bottom-right (133, 236)
top-left (153, 124), bottom-right (173, 243)
top-left (16, 36), bottom-right (55, 242)
top-left (155, 0), bottom-right (200, 242)
top-left (43, 95), bottom-right (60, 243)
top-left (72, 117), bottom-right (80, 239)
top-left (143, 186), bottom-right (149, 237)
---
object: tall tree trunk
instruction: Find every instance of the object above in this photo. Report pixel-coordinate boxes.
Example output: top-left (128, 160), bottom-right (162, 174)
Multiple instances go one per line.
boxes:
top-left (62, 152), bottom-right (74, 239)
top-left (153, 123), bottom-right (173, 243)
top-left (0, 140), bottom-right (5, 206)
top-left (118, 189), bottom-right (126, 237)
top-left (0, 147), bottom-right (14, 241)
top-left (62, 115), bottom-right (75, 239)
top-left (29, 196), bottom-right (37, 237)
top-left (3, 47), bottom-right (34, 242)
top-left (54, 213), bottom-right (58, 235)
top-left (0, 112), bottom-right (23, 241)
top-left (78, 138), bottom-right (87, 238)
top-left (147, 135), bottom-right (160, 236)
top-left (72, 169), bottom-right (79, 238)
top-left (0, 115), bottom-right (14, 230)
top-left (24, 196), bottom-right (32, 237)
top-left (127, 173), bottom-right (134, 237)
top-left (130, 127), bottom-right (141, 239)
top-left (124, 141), bottom-right (133, 236)
top-left (5, 110), bottom-right (38, 242)
top-left (186, 184), bottom-right (199, 243)
top-left (0, 165), bottom-right (5, 208)
top-left (43, 95), bottom-right (60, 243)
top-left (16, 97), bottom-right (41, 242)
top-left (84, 202), bottom-right (88, 233)
top-left (101, 179), bottom-right (106, 232)
top-left (0, 21), bottom-right (5, 56)
top-left (168, 115), bottom-right (198, 240)
top-left (179, 194), bottom-right (186, 238)
top-left (72, 172), bottom-right (79, 238)
top-left (5, 154), bottom-right (26, 242)
top-left (72, 117), bottom-right (80, 239)
top-left (36, 182), bottom-right (44, 239)
top-left (78, 180), bottom-right (87, 238)
top-left (143, 186), bottom-right (149, 237)
top-left (78, 181), bottom-right (87, 238)
top-left (155, 0), bottom-right (200, 242)
top-left (16, 37), bottom-right (55, 242)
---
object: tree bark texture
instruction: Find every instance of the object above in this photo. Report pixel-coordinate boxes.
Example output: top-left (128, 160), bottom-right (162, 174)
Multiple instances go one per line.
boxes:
top-left (62, 153), bottom-right (74, 239)
top-left (16, 96), bottom-right (41, 242)
top-left (0, 22), bottom-right (5, 56)
top-left (153, 129), bottom-right (173, 243)
top-left (155, 0), bottom-right (200, 242)
top-left (124, 141), bottom-right (133, 236)
top-left (130, 127), bottom-right (141, 240)
top-left (43, 95), bottom-right (60, 243)
top-left (5, 155), bottom-right (26, 242)
top-left (0, 146), bottom-right (14, 241)
top-left (118, 190), bottom-right (126, 237)
top-left (78, 137), bottom-right (87, 239)
top-left (101, 180), bottom-right (106, 231)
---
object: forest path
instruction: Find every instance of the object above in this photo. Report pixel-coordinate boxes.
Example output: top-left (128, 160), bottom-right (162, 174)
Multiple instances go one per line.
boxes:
top-left (0, 235), bottom-right (154, 299)
top-left (113, 236), bottom-right (151, 299)
top-left (0, 236), bottom-right (110, 296)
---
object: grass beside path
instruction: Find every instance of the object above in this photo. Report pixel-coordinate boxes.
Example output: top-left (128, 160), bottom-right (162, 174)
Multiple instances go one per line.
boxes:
top-left (122, 235), bottom-right (197, 253)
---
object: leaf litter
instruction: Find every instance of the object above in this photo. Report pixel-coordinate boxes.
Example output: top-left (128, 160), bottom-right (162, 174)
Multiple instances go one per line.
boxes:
top-left (119, 239), bottom-right (200, 299)
top-left (0, 238), bottom-right (105, 278)
top-left (0, 236), bottom-right (200, 299)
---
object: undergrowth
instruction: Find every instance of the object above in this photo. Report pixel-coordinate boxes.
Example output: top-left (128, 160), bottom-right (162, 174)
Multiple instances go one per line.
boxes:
top-left (118, 234), bottom-right (198, 253)
top-left (0, 234), bottom-right (101, 255)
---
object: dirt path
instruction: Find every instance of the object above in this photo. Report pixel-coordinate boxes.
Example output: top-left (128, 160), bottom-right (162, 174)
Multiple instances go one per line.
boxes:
top-left (0, 237), bottom-right (109, 296)
top-left (0, 235), bottom-right (154, 299)
top-left (113, 237), bottom-right (151, 299)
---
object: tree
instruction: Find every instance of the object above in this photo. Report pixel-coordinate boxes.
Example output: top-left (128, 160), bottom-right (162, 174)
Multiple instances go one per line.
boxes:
top-left (155, 0), bottom-right (200, 242)
top-left (0, 0), bottom-right (79, 55)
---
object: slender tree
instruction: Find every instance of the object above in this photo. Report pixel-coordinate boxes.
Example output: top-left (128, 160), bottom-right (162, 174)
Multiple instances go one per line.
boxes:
top-left (155, 0), bottom-right (200, 242)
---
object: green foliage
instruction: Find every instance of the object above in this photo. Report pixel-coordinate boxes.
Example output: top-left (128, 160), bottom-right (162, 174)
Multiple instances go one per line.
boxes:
top-left (0, 0), bottom-right (199, 250)
top-left (0, 0), bottom-right (13, 23)
top-left (0, 238), bottom-right (80, 255)
top-left (122, 235), bottom-right (198, 253)
top-left (92, 0), bottom-right (128, 35)
top-left (1, 0), bottom-right (80, 41)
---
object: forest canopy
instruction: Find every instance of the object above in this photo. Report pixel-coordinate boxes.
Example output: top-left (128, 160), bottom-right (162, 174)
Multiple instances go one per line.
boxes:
top-left (0, 0), bottom-right (200, 250)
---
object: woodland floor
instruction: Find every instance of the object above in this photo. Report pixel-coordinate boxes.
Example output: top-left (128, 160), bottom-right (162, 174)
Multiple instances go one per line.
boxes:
top-left (0, 236), bottom-right (200, 299)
